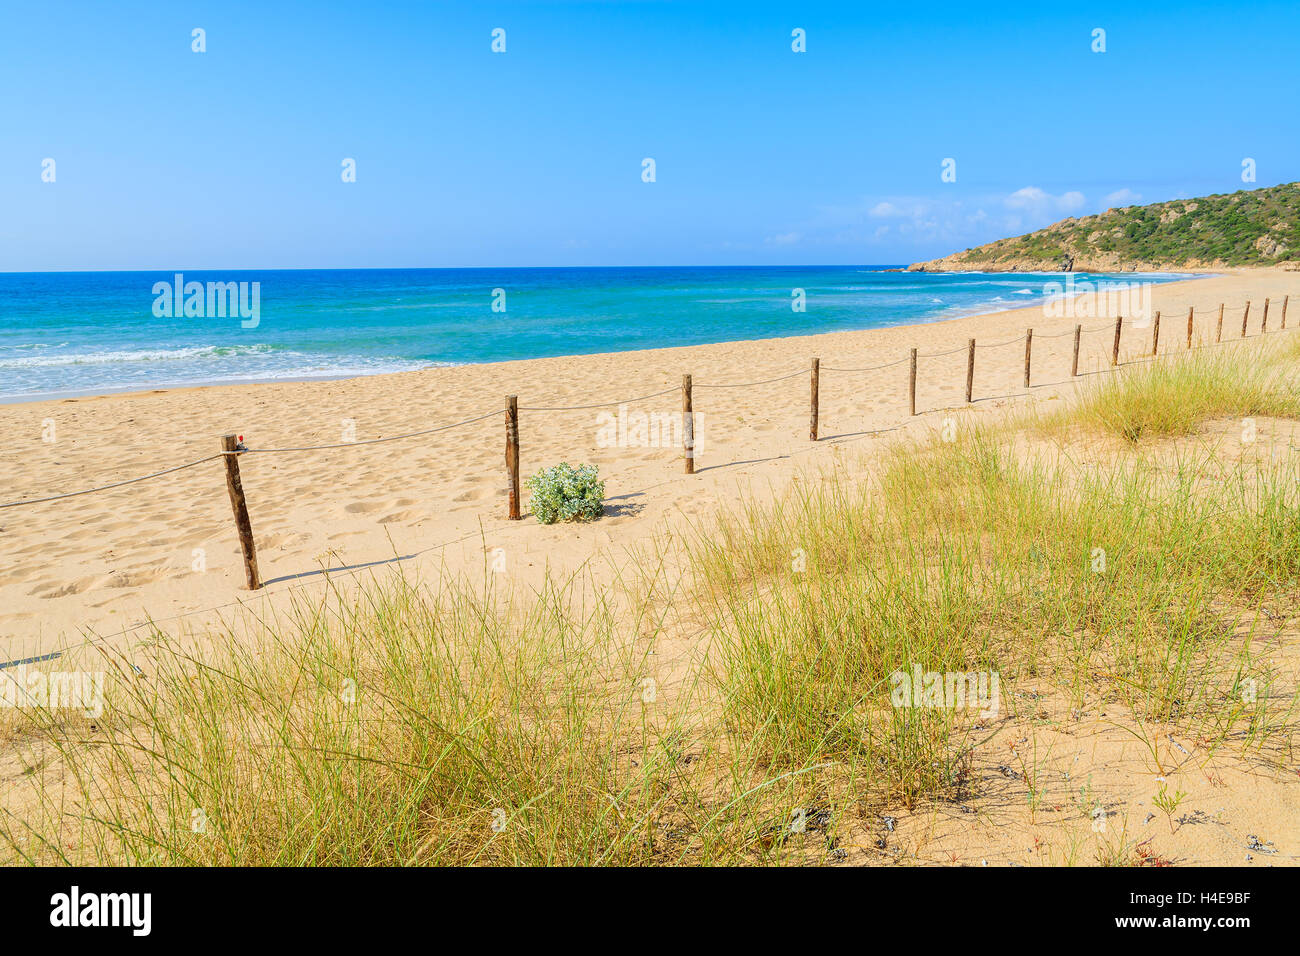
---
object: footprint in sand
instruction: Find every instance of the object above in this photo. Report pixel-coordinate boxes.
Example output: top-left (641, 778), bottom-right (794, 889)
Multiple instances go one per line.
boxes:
top-left (104, 565), bottom-right (169, 588)
top-left (256, 532), bottom-right (290, 550)
top-left (1, 562), bottom-right (42, 582)
top-left (28, 575), bottom-right (99, 598)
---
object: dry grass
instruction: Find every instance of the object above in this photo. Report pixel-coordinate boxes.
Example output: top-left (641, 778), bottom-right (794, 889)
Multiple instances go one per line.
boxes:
top-left (1038, 343), bottom-right (1300, 442)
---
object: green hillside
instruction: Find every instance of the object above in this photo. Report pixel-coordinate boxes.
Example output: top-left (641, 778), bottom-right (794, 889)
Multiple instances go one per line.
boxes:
top-left (911, 182), bottom-right (1300, 271)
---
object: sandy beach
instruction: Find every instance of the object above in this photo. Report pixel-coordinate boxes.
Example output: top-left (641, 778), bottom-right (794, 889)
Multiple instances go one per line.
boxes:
top-left (4, 267), bottom-right (1300, 871)
top-left (3, 269), bottom-right (1297, 662)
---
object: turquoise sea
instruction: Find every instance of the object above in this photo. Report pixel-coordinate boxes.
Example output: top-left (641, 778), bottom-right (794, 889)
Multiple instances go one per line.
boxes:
top-left (0, 267), bottom-right (1190, 401)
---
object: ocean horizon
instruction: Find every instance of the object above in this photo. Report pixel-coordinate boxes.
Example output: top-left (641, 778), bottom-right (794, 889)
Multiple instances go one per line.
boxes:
top-left (0, 266), bottom-right (1192, 401)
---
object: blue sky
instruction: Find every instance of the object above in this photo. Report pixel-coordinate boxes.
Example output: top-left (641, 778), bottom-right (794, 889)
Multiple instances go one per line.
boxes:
top-left (2, 0), bottom-right (1297, 270)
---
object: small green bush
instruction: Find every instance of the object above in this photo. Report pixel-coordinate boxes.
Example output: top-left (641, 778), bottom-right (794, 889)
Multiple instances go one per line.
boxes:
top-left (526, 462), bottom-right (604, 524)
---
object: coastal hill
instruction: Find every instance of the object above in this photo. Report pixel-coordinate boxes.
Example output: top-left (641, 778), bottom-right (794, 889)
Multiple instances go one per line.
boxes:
top-left (909, 182), bottom-right (1300, 272)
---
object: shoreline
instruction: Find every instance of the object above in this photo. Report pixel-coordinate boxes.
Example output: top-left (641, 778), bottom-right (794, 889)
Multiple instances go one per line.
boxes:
top-left (0, 269), bottom-right (1221, 408)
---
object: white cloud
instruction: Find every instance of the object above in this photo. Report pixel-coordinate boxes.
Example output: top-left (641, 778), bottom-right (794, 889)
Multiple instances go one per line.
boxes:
top-left (764, 231), bottom-right (801, 246)
top-left (1060, 191), bottom-right (1085, 211)
top-left (1004, 187), bottom-right (1085, 216)
top-left (797, 195), bottom-right (988, 247)
top-left (765, 185), bottom-right (1101, 256)
top-left (1005, 186), bottom-right (1048, 208)
top-left (1103, 188), bottom-right (1142, 207)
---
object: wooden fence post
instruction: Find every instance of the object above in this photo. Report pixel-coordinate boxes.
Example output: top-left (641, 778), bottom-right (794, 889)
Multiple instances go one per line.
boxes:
top-left (1023, 329), bottom-right (1033, 388)
top-left (1186, 306), bottom-right (1194, 348)
top-left (1216, 303), bottom-right (1224, 342)
top-left (682, 374), bottom-right (695, 474)
top-left (1261, 298), bottom-right (1270, 334)
top-left (220, 434), bottom-right (260, 590)
top-left (505, 395), bottom-right (520, 520)
top-left (1112, 316), bottom-right (1123, 366)
top-left (965, 339), bottom-right (975, 404)
top-left (1242, 301), bottom-right (1250, 337)
top-left (1283, 295), bottom-right (1289, 330)
top-left (1071, 324), bottom-right (1081, 377)
top-left (909, 348), bottom-right (918, 415)
top-left (1151, 310), bottom-right (1161, 356)
top-left (809, 358), bottom-right (820, 441)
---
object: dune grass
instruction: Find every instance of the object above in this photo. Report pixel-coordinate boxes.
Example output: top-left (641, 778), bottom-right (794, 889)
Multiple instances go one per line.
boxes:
top-left (2, 568), bottom-right (862, 866)
top-left (1039, 343), bottom-right (1300, 442)
top-left (3, 572), bottom-right (710, 866)
top-left (689, 426), bottom-right (1299, 807)
top-left (3, 342), bottom-right (1298, 866)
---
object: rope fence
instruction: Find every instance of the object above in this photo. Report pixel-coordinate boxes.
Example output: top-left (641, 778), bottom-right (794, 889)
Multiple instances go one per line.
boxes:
top-left (1, 293), bottom-right (1293, 591)
top-left (237, 409), bottom-right (505, 454)
top-left (0, 454), bottom-right (225, 508)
